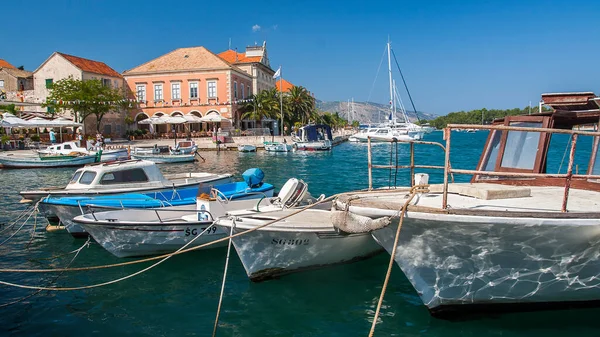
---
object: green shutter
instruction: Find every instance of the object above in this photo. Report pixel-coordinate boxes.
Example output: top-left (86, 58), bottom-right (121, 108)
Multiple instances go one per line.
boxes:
top-left (45, 79), bottom-right (53, 89)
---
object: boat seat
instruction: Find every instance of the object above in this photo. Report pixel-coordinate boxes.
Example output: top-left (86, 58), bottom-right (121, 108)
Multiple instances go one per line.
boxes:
top-left (429, 183), bottom-right (531, 200)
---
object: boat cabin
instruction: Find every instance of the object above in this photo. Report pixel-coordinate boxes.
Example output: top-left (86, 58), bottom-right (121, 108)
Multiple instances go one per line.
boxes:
top-left (297, 124), bottom-right (333, 142)
top-left (472, 92), bottom-right (600, 191)
top-left (66, 159), bottom-right (168, 190)
top-left (41, 141), bottom-right (87, 155)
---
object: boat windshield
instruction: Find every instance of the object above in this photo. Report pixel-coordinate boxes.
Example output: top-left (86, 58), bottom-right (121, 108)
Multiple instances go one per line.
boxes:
top-left (69, 171), bottom-right (82, 184)
top-left (79, 171), bottom-right (97, 185)
top-left (100, 168), bottom-right (149, 185)
top-left (500, 121), bottom-right (543, 170)
top-left (592, 143), bottom-right (600, 176)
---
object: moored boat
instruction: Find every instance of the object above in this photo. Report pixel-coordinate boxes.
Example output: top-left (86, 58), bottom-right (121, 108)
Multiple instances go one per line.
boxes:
top-left (38, 141), bottom-right (129, 162)
top-left (264, 141), bottom-right (292, 152)
top-left (292, 124), bottom-right (333, 151)
top-left (237, 144), bottom-right (257, 152)
top-left (0, 153), bottom-right (98, 169)
top-left (130, 153), bottom-right (196, 163)
top-left (331, 91), bottom-right (600, 318)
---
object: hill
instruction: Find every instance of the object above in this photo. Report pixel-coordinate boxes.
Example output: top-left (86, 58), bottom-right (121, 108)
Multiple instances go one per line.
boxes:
top-left (316, 100), bottom-right (436, 124)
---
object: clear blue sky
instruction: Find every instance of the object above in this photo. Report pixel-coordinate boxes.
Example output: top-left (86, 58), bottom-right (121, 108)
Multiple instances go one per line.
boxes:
top-left (3, 0), bottom-right (600, 115)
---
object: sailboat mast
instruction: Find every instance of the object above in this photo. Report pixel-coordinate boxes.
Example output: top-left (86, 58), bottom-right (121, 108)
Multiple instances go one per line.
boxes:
top-left (387, 40), bottom-right (393, 121)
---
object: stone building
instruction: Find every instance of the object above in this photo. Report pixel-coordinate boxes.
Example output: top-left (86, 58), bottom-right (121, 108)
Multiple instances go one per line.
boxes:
top-left (217, 42), bottom-right (276, 95)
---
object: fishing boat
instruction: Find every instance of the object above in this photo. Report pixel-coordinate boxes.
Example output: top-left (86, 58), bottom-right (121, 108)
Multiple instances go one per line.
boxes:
top-left (38, 141), bottom-right (129, 162)
top-left (130, 152), bottom-right (196, 163)
top-left (0, 153), bottom-right (98, 169)
top-left (292, 124), bottom-right (333, 151)
top-left (69, 169), bottom-right (279, 255)
top-left (214, 178), bottom-right (381, 281)
top-left (331, 92), bottom-right (600, 318)
top-left (20, 159), bottom-right (233, 203)
top-left (169, 140), bottom-right (198, 155)
top-left (264, 141), bottom-right (292, 152)
top-left (42, 173), bottom-right (274, 237)
top-left (238, 144), bottom-right (257, 152)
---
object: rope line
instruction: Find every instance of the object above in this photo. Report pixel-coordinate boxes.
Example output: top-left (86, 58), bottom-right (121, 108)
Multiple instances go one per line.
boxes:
top-left (212, 218), bottom-right (235, 337)
top-left (368, 186), bottom-right (422, 337)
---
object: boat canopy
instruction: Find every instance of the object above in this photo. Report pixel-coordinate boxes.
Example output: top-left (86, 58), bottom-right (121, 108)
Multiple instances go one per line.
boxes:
top-left (299, 124), bottom-right (333, 142)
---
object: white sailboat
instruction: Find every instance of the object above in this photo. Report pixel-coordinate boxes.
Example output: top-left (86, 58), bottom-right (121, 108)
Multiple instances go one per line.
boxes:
top-left (350, 41), bottom-right (424, 143)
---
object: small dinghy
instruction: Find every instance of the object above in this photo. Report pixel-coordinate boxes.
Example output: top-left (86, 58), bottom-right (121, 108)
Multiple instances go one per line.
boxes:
top-left (238, 144), bottom-right (256, 152)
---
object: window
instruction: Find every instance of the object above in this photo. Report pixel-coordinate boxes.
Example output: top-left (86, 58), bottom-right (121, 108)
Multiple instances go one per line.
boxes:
top-left (154, 84), bottom-right (163, 101)
top-left (114, 80), bottom-right (119, 88)
top-left (79, 171), bottom-right (97, 185)
top-left (69, 171), bottom-right (83, 184)
top-left (100, 168), bottom-right (149, 185)
top-left (189, 82), bottom-right (198, 99)
top-left (171, 82), bottom-right (181, 100)
top-left (207, 81), bottom-right (217, 98)
top-left (64, 144), bottom-right (72, 150)
top-left (500, 121), bottom-right (543, 170)
top-left (0, 80), bottom-right (4, 87)
top-left (45, 79), bottom-right (53, 89)
top-left (136, 84), bottom-right (146, 102)
top-left (480, 130), bottom-right (502, 171)
top-left (593, 143), bottom-right (600, 176)
top-left (102, 78), bottom-right (111, 87)
top-left (241, 84), bottom-right (245, 99)
top-left (234, 82), bottom-right (238, 99)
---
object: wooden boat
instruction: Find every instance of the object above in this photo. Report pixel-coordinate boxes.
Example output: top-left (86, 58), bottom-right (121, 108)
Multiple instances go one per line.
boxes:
top-left (0, 153), bottom-right (98, 169)
top-left (331, 92), bottom-right (600, 318)
top-left (38, 141), bottom-right (129, 162)
top-left (131, 153), bottom-right (196, 163)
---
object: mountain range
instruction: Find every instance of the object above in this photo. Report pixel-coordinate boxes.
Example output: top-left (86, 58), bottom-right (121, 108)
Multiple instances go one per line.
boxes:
top-left (316, 100), bottom-right (436, 124)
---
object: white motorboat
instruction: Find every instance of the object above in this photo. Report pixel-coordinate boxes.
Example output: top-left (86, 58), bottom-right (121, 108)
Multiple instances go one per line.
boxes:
top-left (331, 92), bottom-right (600, 318)
top-left (169, 140), bottom-right (198, 155)
top-left (72, 176), bottom-right (308, 257)
top-left (38, 141), bottom-right (129, 162)
top-left (264, 142), bottom-right (292, 152)
top-left (0, 153), bottom-right (98, 169)
top-left (292, 124), bottom-right (333, 151)
top-left (20, 159), bottom-right (232, 203)
top-left (238, 144), bottom-right (257, 152)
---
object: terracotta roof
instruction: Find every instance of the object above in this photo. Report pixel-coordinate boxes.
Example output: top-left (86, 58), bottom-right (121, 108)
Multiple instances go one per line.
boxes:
top-left (217, 50), bottom-right (262, 64)
top-left (0, 59), bottom-right (15, 69)
top-left (2, 68), bottom-right (33, 78)
top-left (57, 52), bottom-right (122, 78)
top-left (276, 78), bottom-right (294, 92)
top-left (125, 47), bottom-right (238, 74)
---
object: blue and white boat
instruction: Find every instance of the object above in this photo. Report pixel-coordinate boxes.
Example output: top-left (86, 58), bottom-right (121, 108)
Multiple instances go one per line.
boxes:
top-left (41, 168), bottom-right (274, 237)
top-left (292, 124), bottom-right (333, 151)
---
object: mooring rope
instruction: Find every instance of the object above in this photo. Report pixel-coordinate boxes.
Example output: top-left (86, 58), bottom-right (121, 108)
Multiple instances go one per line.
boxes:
top-left (212, 218), bottom-right (236, 337)
top-left (0, 237), bottom-right (90, 308)
top-left (368, 186), bottom-right (422, 337)
top-left (0, 204), bottom-right (36, 235)
top-left (0, 207), bottom-right (37, 247)
top-left (0, 224), bottom-right (217, 291)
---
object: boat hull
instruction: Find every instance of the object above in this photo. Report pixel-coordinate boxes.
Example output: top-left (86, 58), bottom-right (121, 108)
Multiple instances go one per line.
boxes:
top-left (293, 140), bottom-right (332, 151)
top-left (237, 145), bottom-right (256, 152)
top-left (264, 143), bottom-right (292, 152)
top-left (216, 221), bottom-right (382, 281)
top-left (75, 210), bottom-right (226, 257)
top-left (367, 212), bottom-right (600, 316)
top-left (0, 154), bottom-right (97, 168)
top-left (99, 148), bottom-right (129, 162)
top-left (131, 153), bottom-right (196, 163)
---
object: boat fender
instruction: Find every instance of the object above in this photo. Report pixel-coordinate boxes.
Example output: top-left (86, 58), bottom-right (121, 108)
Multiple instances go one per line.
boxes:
top-left (330, 210), bottom-right (391, 233)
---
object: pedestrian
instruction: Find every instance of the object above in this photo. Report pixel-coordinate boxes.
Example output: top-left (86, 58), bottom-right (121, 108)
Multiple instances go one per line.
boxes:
top-left (95, 132), bottom-right (103, 150)
top-left (49, 129), bottom-right (56, 144)
top-left (76, 130), bottom-right (83, 147)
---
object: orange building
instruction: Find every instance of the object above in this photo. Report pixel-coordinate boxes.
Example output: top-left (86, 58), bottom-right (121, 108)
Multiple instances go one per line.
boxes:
top-left (124, 46), bottom-right (272, 131)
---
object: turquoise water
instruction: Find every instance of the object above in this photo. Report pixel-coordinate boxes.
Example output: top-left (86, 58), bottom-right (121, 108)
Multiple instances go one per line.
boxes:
top-left (1, 131), bottom-right (599, 336)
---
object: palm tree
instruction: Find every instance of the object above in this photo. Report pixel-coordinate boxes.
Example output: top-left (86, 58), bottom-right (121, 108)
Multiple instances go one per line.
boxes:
top-left (241, 90), bottom-right (279, 128)
top-left (285, 86), bottom-right (314, 125)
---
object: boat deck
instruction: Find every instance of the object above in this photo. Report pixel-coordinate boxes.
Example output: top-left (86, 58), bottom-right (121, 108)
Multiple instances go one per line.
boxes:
top-left (338, 183), bottom-right (600, 216)
top-left (222, 208), bottom-right (335, 232)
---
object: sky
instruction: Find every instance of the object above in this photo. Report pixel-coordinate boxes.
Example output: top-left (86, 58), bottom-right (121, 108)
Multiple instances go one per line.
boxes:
top-left (3, 0), bottom-right (600, 115)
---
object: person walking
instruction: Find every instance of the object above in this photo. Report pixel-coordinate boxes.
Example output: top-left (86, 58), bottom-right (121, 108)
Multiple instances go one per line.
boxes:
top-left (49, 129), bottom-right (56, 144)
top-left (76, 130), bottom-right (83, 147)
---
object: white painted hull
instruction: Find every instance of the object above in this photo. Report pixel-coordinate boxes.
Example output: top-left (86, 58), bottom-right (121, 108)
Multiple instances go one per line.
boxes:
top-left (264, 143), bottom-right (292, 152)
top-left (131, 153), bottom-right (196, 163)
top-left (0, 154), bottom-right (97, 168)
top-left (238, 145), bottom-right (256, 152)
top-left (350, 206), bottom-right (600, 315)
top-left (215, 210), bottom-right (382, 281)
top-left (75, 211), bottom-right (226, 257)
top-left (293, 140), bottom-right (332, 151)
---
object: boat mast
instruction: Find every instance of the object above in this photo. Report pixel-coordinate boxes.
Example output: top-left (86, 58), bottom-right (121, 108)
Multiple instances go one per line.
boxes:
top-left (387, 39), bottom-right (394, 124)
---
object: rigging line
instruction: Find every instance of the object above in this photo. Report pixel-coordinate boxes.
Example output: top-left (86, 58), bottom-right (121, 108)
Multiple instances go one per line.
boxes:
top-left (391, 48), bottom-right (420, 123)
top-left (366, 45), bottom-right (389, 107)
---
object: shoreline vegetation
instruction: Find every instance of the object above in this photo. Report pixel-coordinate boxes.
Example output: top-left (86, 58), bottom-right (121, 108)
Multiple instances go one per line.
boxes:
top-left (420, 106), bottom-right (552, 129)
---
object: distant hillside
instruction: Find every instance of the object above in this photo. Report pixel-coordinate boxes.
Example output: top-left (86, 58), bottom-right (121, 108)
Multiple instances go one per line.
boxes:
top-left (316, 100), bottom-right (436, 124)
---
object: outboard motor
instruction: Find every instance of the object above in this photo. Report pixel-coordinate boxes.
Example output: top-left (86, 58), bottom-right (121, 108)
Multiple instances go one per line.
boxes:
top-left (242, 168), bottom-right (265, 188)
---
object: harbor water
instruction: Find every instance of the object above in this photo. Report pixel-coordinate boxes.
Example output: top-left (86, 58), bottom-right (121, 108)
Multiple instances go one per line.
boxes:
top-left (1, 131), bottom-right (599, 336)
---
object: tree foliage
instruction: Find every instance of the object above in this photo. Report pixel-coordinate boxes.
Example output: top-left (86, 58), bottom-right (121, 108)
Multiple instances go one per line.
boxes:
top-left (428, 106), bottom-right (553, 129)
top-left (43, 77), bottom-right (130, 132)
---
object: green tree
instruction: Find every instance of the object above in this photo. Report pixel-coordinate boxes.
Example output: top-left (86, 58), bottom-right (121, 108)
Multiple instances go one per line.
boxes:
top-left (43, 77), bottom-right (130, 132)
top-left (241, 89), bottom-right (279, 128)
top-left (284, 85), bottom-right (314, 125)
